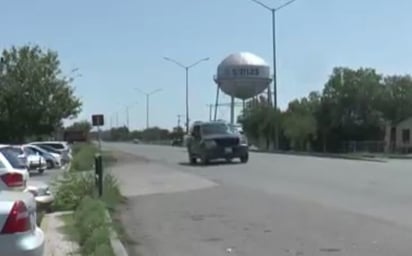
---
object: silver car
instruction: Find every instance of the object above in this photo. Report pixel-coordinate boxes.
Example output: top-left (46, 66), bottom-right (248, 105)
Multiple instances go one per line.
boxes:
top-left (0, 190), bottom-right (45, 256)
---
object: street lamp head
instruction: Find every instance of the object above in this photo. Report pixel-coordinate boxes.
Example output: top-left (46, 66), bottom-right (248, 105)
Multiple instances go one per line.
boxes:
top-left (149, 88), bottom-right (163, 95)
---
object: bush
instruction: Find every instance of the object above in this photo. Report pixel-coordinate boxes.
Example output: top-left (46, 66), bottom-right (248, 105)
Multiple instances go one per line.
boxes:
top-left (74, 197), bottom-right (114, 256)
top-left (52, 144), bottom-right (123, 255)
top-left (70, 143), bottom-right (98, 172)
top-left (51, 172), bottom-right (95, 211)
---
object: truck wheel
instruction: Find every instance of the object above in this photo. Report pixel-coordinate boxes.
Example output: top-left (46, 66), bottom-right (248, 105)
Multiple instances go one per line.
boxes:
top-left (38, 168), bottom-right (45, 174)
top-left (200, 154), bottom-right (209, 165)
top-left (240, 153), bottom-right (249, 163)
top-left (189, 154), bottom-right (197, 165)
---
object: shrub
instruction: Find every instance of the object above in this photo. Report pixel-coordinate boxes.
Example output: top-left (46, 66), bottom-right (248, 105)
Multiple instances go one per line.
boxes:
top-left (74, 196), bottom-right (114, 256)
top-left (70, 143), bottom-right (98, 172)
top-left (51, 172), bottom-right (95, 211)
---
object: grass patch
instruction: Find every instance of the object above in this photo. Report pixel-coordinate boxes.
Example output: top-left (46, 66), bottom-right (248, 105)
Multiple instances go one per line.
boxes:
top-left (70, 143), bottom-right (117, 172)
top-left (51, 143), bottom-right (124, 256)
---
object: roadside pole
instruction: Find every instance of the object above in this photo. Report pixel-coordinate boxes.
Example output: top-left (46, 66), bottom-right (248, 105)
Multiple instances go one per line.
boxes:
top-left (92, 114), bottom-right (105, 197)
top-left (97, 125), bottom-right (102, 153)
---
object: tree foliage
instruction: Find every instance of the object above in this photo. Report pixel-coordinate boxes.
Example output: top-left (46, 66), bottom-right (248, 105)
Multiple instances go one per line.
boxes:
top-left (0, 45), bottom-right (82, 143)
top-left (239, 67), bottom-right (412, 152)
top-left (66, 120), bottom-right (92, 133)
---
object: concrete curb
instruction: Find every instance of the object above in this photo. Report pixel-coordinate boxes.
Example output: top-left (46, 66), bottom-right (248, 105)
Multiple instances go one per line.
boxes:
top-left (42, 210), bottom-right (129, 256)
top-left (105, 210), bottom-right (129, 256)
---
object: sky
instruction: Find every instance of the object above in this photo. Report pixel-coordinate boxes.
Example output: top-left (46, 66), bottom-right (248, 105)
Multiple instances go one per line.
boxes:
top-left (1, 0), bottom-right (412, 130)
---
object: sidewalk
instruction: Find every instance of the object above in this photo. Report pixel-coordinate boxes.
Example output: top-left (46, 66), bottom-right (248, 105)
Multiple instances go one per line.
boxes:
top-left (41, 212), bottom-right (79, 256)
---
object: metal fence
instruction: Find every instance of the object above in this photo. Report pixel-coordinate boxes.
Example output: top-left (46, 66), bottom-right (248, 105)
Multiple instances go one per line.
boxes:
top-left (341, 141), bottom-right (386, 154)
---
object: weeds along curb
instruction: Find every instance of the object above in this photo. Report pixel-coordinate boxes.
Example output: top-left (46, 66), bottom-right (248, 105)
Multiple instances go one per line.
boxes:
top-left (105, 210), bottom-right (129, 256)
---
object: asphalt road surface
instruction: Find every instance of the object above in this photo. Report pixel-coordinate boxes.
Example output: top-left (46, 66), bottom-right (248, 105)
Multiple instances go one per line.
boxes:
top-left (105, 142), bottom-right (412, 256)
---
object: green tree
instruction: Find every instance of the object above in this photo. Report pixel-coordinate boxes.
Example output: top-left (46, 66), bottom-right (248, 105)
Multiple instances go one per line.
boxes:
top-left (381, 75), bottom-right (412, 124)
top-left (282, 91), bottom-right (320, 150)
top-left (0, 45), bottom-right (81, 142)
top-left (239, 96), bottom-right (279, 149)
top-left (66, 120), bottom-right (92, 133)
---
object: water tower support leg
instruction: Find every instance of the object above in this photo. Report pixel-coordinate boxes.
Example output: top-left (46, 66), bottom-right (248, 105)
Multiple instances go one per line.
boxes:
top-left (230, 96), bottom-right (235, 124)
top-left (214, 85), bottom-right (220, 121)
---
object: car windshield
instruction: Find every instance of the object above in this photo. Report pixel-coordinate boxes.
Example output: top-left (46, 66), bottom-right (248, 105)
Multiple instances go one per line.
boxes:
top-left (201, 123), bottom-right (232, 135)
top-left (37, 144), bottom-right (61, 154)
top-left (24, 147), bottom-right (37, 155)
top-left (0, 148), bottom-right (27, 169)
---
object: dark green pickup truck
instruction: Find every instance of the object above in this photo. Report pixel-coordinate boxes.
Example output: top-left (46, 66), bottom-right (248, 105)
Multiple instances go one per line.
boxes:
top-left (186, 121), bottom-right (249, 165)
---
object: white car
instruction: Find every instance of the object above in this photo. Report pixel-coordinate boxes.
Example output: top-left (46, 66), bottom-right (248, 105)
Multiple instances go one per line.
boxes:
top-left (23, 145), bottom-right (61, 169)
top-left (30, 141), bottom-right (72, 163)
top-left (0, 147), bottom-right (29, 191)
top-left (0, 190), bottom-right (45, 256)
top-left (8, 146), bottom-right (47, 174)
top-left (30, 141), bottom-right (71, 155)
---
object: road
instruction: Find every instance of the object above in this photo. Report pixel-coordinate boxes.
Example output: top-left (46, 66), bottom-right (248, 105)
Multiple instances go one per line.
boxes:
top-left (106, 143), bottom-right (412, 256)
top-left (28, 165), bottom-right (66, 185)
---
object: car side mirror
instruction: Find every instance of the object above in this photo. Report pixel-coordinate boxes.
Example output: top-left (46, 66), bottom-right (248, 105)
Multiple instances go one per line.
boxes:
top-left (18, 154), bottom-right (25, 159)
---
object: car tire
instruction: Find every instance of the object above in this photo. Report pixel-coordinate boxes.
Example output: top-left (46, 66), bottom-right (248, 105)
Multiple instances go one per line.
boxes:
top-left (200, 154), bottom-right (209, 165)
top-left (189, 154), bottom-right (197, 165)
top-left (38, 168), bottom-right (45, 174)
top-left (240, 153), bottom-right (249, 163)
top-left (46, 160), bottom-right (54, 169)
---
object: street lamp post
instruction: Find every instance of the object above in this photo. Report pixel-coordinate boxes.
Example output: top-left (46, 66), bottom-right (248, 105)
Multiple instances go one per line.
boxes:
top-left (163, 57), bottom-right (209, 133)
top-left (135, 88), bottom-right (162, 129)
top-left (250, 0), bottom-right (297, 150)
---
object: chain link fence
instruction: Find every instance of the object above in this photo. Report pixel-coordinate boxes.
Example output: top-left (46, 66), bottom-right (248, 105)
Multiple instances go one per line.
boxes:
top-left (341, 141), bottom-right (386, 154)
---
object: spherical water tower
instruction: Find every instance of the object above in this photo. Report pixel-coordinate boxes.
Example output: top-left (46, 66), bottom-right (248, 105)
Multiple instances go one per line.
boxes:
top-left (213, 52), bottom-right (272, 124)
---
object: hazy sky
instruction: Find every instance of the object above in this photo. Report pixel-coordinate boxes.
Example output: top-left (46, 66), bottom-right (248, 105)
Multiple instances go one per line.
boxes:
top-left (1, 0), bottom-right (412, 130)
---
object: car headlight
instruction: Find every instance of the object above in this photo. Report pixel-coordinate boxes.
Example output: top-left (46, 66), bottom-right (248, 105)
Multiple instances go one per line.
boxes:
top-left (240, 136), bottom-right (248, 146)
top-left (203, 140), bottom-right (217, 148)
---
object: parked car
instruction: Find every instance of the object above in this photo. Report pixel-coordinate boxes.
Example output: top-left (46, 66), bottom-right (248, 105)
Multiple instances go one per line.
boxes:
top-left (25, 180), bottom-right (54, 212)
top-left (0, 146), bottom-right (29, 190)
top-left (30, 141), bottom-right (71, 154)
top-left (33, 144), bottom-right (70, 165)
top-left (22, 145), bottom-right (61, 169)
top-left (9, 146), bottom-right (47, 174)
top-left (186, 121), bottom-right (249, 165)
top-left (0, 190), bottom-right (45, 255)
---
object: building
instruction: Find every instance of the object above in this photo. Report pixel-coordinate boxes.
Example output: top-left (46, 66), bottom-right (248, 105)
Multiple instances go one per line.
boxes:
top-left (385, 117), bottom-right (412, 153)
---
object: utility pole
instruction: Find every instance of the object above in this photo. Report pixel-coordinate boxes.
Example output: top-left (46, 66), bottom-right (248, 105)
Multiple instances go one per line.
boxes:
top-left (126, 106), bottom-right (130, 129)
top-left (116, 112), bottom-right (119, 127)
top-left (164, 56), bottom-right (210, 133)
top-left (135, 88), bottom-right (162, 130)
top-left (177, 114), bottom-right (182, 128)
top-left (250, 0), bottom-right (297, 150)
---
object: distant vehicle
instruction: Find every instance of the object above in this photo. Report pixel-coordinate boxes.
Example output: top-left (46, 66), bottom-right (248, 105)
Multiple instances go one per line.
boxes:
top-left (0, 190), bottom-right (45, 255)
top-left (63, 130), bottom-right (88, 143)
top-left (133, 139), bottom-right (141, 144)
top-left (186, 121), bottom-right (249, 165)
top-left (171, 138), bottom-right (183, 146)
